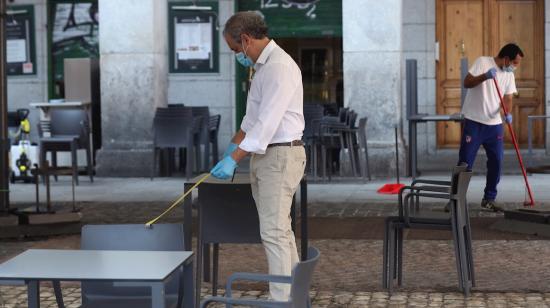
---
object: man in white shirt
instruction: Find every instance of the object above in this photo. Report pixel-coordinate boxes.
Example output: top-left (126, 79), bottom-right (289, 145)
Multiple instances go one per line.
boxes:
top-left (210, 11), bottom-right (306, 301)
top-left (460, 43), bottom-right (523, 211)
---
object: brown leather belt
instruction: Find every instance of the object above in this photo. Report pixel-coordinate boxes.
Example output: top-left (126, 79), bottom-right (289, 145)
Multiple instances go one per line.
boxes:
top-left (267, 140), bottom-right (304, 148)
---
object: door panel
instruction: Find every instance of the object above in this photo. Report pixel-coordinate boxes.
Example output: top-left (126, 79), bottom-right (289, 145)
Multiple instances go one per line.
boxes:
top-left (491, 0), bottom-right (544, 147)
top-left (436, 0), bottom-right (544, 148)
top-left (437, 0), bottom-right (487, 148)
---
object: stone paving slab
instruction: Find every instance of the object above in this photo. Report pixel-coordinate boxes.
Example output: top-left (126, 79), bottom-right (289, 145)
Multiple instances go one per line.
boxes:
top-left (2, 286), bottom-right (550, 307)
top-left (3, 238), bottom-right (550, 294)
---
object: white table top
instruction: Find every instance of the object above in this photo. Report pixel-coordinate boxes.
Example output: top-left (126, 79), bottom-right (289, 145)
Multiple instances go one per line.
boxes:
top-left (30, 101), bottom-right (91, 108)
top-left (0, 249), bottom-right (192, 282)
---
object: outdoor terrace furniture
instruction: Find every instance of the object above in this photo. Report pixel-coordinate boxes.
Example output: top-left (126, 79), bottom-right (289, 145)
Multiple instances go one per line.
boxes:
top-left (182, 173), bottom-right (309, 301)
top-left (208, 114), bottom-right (221, 165)
top-left (151, 107), bottom-right (198, 179)
top-left (38, 108), bottom-right (93, 185)
top-left (79, 223), bottom-right (193, 308)
top-left (383, 168), bottom-right (474, 295)
top-left (200, 246), bottom-right (320, 308)
top-left (190, 106), bottom-right (211, 172)
top-left (0, 247), bottom-right (194, 308)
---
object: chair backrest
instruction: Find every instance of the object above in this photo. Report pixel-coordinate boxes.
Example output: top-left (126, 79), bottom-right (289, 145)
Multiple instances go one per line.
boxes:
top-left (153, 108), bottom-right (194, 147)
top-left (49, 108), bottom-right (89, 139)
top-left (80, 224), bottom-right (185, 299)
top-left (208, 115), bottom-right (221, 132)
top-left (357, 117), bottom-right (368, 148)
top-left (304, 104), bottom-right (324, 139)
top-left (290, 246), bottom-right (321, 307)
top-left (197, 183), bottom-right (262, 244)
top-left (450, 163), bottom-right (469, 194)
top-left (191, 106), bottom-right (210, 141)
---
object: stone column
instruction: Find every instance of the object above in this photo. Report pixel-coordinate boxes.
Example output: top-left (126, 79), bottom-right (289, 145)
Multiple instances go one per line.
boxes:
top-left (95, 0), bottom-right (168, 176)
top-left (342, 0), bottom-right (403, 177)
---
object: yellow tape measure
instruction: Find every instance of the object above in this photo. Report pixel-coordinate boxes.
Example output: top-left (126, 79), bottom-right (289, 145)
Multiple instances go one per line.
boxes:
top-left (145, 173), bottom-right (211, 228)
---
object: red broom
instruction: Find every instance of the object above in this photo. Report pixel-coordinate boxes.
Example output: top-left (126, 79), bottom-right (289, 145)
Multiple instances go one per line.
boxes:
top-left (492, 78), bottom-right (535, 207)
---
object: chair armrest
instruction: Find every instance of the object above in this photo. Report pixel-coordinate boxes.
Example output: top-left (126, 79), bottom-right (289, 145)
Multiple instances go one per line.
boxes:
top-left (225, 272), bottom-right (291, 300)
top-left (411, 179), bottom-right (451, 186)
top-left (227, 272), bottom-right (291, 285)
top-left (201, 296), bottom-right (286, 308)
top-left (403, 191), bottom-right (451, 225)
top-left (410, 185), bottom-right (451, 194)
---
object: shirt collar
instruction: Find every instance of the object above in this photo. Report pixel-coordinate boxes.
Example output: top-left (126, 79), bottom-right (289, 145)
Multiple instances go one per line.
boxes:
top-left (254, 40), bottom-right (277, 68)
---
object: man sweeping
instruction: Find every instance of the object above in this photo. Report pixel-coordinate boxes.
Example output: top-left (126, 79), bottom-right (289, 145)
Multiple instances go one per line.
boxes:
top-left (459, 43), bottom-right (523, 212)
top-left (210, 11), bottom-right (306, 301)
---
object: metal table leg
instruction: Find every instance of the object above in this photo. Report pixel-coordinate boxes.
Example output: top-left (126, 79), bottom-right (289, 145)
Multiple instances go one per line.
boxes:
top-left (27, 280), bottom-right (40, 308)
top-left (151, 282), bottom-right (166, 308)
top-left (183, 183), bottom-right (192, 251)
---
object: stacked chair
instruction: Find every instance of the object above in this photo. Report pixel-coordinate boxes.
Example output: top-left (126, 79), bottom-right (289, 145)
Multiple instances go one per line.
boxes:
top-left (151, 105), bottom-right (221, 179)
top-left (383, 164), bottom-right (475, 295)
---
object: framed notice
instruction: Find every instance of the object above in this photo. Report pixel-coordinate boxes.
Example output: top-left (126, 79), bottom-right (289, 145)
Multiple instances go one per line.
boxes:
top-left (6, 5), bottom-right (36, 75)
top-left (169, 2), bottom-right (219, 73)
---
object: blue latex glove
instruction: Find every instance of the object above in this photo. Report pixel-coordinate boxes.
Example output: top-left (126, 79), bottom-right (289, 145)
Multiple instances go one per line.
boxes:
top-left (211, 156), bottom-right (237, 179)
top-left (223, 142), bottom-right (238, 158)
top-left (485, 68), bottom-right (497, 79)
top-left (504, 114), bottom-right (513, 124)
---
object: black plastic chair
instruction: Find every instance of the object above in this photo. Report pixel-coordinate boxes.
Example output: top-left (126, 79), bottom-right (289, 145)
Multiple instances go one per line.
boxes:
top-left (79, 224), bottom-right (186, 308)
top-left (317, 111), bottom-right (357, 180)
top-left (208, 115), bottom-right (221, 165)
top-left (383, 169), bottom-right (474, 295)
top-left (38, 108), bottom-right (93, 185)
top-left (196, 182), bottom-right (262, 298)
top-left (191, 106), bottom-right (211, 172)
top-left (151, 107), bottom-right (196, 179)
top-left (303, 104), bottom-right (324, 178)
top-left (200, 247), bottom-right (320, 308)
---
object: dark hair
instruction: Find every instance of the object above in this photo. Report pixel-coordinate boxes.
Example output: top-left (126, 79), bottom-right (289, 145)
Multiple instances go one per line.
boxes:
top-left (223, 11), bottom-right (268, 44)
top-left (498, 43), bottom-right (524, 60)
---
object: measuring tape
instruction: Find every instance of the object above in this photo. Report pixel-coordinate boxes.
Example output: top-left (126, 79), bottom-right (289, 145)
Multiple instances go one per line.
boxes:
top-left (145, 173), bottom-right (211, 228)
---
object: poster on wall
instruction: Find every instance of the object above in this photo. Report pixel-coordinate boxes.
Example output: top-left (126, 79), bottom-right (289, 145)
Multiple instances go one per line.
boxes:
top-left (50, 1), bottom-right (99, 98)
top-left (169, 2), bottom-right (219, 73)
top-left (6, 6), bottom-right (36, 75)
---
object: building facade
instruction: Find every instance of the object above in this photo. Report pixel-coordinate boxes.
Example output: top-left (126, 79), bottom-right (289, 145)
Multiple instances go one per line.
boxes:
top-left (6, 0), bottom-right (550, 177)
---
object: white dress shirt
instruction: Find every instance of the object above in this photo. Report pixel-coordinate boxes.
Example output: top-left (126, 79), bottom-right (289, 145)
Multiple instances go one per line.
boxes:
top-left (239, 40), bottom-right (304, 154)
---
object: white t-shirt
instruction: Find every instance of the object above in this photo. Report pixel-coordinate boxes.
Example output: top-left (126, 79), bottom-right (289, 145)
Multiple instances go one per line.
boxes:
top-left (461, 56), bottom-right (517, 125)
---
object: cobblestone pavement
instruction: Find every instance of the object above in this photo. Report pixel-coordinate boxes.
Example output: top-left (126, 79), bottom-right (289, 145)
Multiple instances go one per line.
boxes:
top-left (3, 183), bottom-right (550, 307)
top-left (3, 286), bottom-right (550, 307)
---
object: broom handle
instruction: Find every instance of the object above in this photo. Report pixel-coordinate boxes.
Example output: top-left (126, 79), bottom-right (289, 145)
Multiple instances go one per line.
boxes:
top-left (492, 78), bottom-right (535, 206)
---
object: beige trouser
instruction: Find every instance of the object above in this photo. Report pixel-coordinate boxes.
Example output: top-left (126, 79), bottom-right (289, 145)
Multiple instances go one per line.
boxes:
top-left (250, 145), bottom-right (306, 301)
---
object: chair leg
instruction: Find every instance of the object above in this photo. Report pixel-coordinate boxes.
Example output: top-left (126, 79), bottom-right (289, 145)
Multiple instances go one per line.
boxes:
top-left (212, 137), bottom-right (219, 165)
top-left (70, 142), bottom-right (79, 186)
top-left (86, 146), bottom-right (93, 182)
top-left (195, 143), bottom-right (202, 172)
top-left (364, 144), bottom-right (371, 181)
top-left (52, 151), bottom-right (58, 182)
top-left (52, 280), bottom-right (65, 308)
top-left (203, 244), bottom-right (211, 283)
top-left (464, 203), bottom-right (476, 287)
top-left (212, 243), bottom-right (219, 296)
top-left (39, 143), bottom-right (46, 184)
top-left (387, 223), bottom-right (396, 294)
top-left (450, 202), bottom-right (467, 294)
top-left (151, 147), bottom-right (158, 180)
top-left (321, 145), bottom-right (327, 181)
top-left (397, 227), bottom-right (403, 286)
top-left (186, 145), bottom-right (193, 180)
top-left (383, 218), bottom-right (391, 289)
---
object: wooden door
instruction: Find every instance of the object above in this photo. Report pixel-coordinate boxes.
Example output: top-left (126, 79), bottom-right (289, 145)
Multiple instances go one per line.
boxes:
top-left (436, 0), bottom-right (544, 148)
